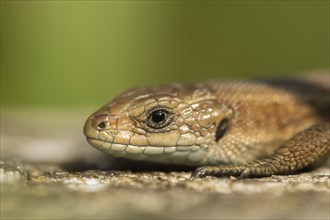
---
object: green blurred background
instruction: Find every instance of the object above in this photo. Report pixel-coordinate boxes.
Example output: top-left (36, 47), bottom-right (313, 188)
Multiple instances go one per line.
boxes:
top-left (1, 1), bottom-right (329, 107)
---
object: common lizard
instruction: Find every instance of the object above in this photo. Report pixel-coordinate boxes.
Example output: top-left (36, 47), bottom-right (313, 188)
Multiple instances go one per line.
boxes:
top-left (83, 71), bottom-right (329, 178)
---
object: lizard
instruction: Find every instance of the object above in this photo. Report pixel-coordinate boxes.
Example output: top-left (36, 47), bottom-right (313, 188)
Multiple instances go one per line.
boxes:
top-left (83, 71), bottom-right (329, 178)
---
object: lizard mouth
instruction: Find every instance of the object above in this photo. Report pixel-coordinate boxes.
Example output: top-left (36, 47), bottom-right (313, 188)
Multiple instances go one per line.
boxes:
top-left (86, 137), bottom-right (207, 165)
top-left (84, 117), bottom-right (208, 165)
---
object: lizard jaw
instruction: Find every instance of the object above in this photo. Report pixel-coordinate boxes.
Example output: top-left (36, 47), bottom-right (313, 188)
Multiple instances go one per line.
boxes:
top-left (86, 138), bottom-right (208, 166)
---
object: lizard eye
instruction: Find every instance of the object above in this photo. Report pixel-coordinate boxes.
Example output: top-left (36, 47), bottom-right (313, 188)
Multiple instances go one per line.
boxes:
top-left (151, 110), bottom-right (167, 123)
top-left (146, 108), bottom-right (173, 129)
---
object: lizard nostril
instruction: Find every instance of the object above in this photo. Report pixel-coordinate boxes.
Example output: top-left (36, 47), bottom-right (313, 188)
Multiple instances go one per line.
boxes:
top-left (97, 122), bottom-right (106, 130)
top-left (91, 114), bottom-right (110, 131)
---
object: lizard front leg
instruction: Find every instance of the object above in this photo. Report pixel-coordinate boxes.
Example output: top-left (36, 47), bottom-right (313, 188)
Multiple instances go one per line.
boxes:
top-left (192, 123), bottom-right (330, 178)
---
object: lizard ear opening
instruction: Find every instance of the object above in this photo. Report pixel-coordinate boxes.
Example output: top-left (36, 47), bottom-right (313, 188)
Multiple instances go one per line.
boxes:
top-left (215, 118), bottom-right (229, 142)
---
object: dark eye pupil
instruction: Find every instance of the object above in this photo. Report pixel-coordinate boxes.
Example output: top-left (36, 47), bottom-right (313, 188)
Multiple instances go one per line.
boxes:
top-left (151, 110), bottom-right (166, 124)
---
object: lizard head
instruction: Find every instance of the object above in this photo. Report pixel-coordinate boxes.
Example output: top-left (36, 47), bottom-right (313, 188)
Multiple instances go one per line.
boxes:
top-left (84, 83), bottom-right (232, 165)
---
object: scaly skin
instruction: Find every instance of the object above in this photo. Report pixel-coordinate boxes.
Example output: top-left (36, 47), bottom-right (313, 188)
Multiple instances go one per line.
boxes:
top-left (84, 71), bottom-right (330, 178)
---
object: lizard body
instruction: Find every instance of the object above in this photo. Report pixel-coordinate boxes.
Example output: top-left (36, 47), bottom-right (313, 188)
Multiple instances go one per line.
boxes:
top-left (84, 72), bottom-right (329, 178)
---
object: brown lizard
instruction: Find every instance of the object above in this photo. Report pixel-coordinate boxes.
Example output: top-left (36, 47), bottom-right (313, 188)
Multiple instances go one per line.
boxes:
top-left (83, 71), bottom-right (329, 178)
